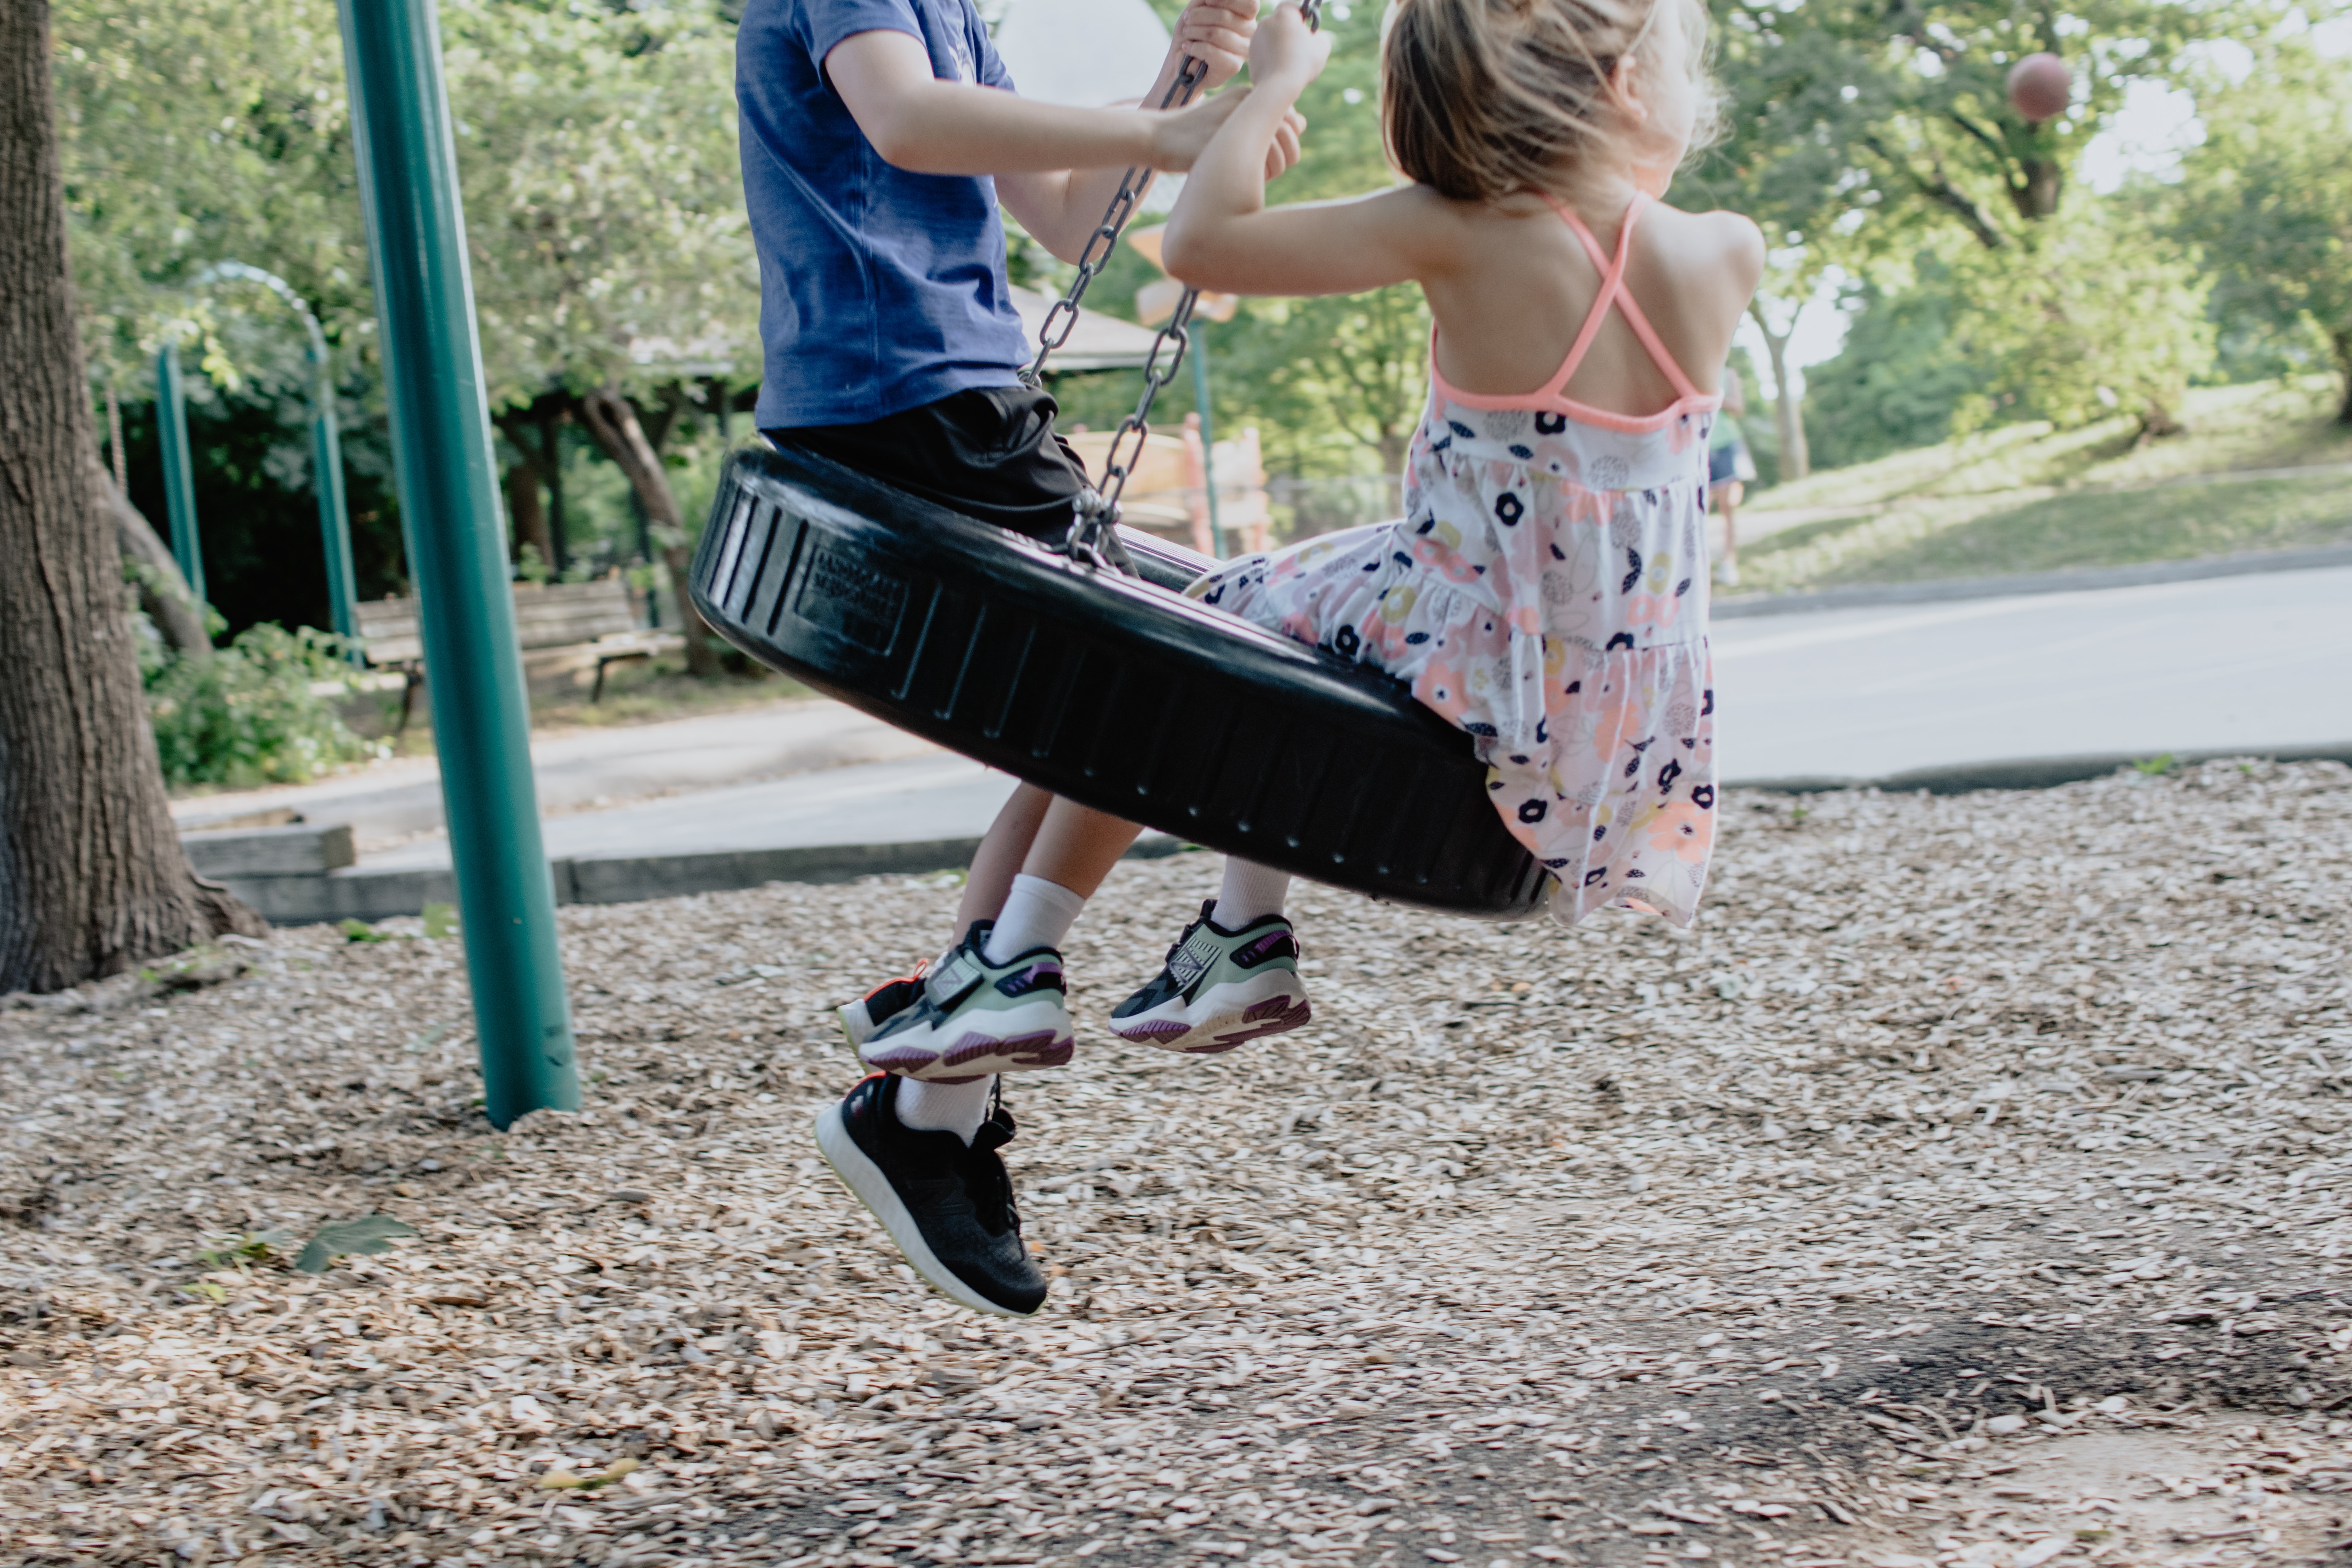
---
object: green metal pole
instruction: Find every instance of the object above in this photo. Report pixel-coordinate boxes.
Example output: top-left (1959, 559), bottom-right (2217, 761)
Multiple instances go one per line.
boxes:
top-left (195, 263), bottom-right (364, 654)
top-left (1190, 323), bottom-right (1223, 559)
top-left (306, 334), bottom-right (362, 653)
top-left (153, 340), bottom-right (205, 602)
top-left (335, 0), bottom-right (577, 1128)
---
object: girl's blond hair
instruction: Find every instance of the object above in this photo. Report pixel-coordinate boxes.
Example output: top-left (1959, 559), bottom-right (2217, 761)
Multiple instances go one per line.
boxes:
top-left (1381, 0), bottom-right (1719, 203)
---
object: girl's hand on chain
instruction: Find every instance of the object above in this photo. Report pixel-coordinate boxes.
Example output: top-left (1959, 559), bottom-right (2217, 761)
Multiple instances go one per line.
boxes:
top-left (1249, 1), bottom-right (1331, 92)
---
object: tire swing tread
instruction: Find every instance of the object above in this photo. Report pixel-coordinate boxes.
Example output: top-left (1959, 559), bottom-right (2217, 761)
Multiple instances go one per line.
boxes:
top-left (688, 445), bottom-right (1546, 919)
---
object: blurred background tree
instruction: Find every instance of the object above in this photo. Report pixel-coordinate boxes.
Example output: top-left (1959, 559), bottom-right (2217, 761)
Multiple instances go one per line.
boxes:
top-left (2171, 42), bottom-right (2352, 423)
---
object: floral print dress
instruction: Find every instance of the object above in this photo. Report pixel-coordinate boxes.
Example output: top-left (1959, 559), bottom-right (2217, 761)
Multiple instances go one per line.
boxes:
top-left (1190, 194), bottom-right (1722, 926)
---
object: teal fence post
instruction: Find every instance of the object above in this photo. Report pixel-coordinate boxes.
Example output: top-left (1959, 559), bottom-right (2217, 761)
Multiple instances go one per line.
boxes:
top-left (305, 324), bottom-right (362, 655)
top-left (335, 0), bottom-right (578, 1127)
top-left (153, 340), bottom-right (205, 602)
top-left (195, 262), bottom-right (364, 656)
top-left (1190, 322), bottom-right (1223, 558)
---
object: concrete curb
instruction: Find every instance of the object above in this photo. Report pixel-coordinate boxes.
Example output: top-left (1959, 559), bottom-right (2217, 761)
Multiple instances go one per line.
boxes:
top-left (1714, 543), bottom-right (2352, 620)
top-left (223, 831), bottom-right (1191, 926)
top-left (215, 744), bottom-right (2352, 926)
top-left (1727, 743), bottom-right (2352, 796)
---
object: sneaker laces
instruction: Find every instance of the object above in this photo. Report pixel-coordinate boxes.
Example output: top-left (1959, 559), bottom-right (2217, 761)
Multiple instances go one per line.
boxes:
top-left (1157, 901), bottom-right (1216, 973)
top-left (963, 1081), bottom-right (1023, 1235)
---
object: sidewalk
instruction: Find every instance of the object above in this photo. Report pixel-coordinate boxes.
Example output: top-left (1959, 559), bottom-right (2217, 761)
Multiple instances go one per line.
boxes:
top-left (189, 565), bottom-right (2352, 922)
top-left (170, 697), bottom-right (937, 852)
top-left (1710, 562), bottom-right (2352, 781)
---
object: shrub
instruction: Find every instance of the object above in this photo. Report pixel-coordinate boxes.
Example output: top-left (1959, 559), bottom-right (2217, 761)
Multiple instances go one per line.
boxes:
top-left (146, 623), bottom-right (384, 788)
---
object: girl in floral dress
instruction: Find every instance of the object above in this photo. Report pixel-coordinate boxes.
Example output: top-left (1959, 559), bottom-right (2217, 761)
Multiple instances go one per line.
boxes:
top-left (1165, 0), bottom-right (1764, 927)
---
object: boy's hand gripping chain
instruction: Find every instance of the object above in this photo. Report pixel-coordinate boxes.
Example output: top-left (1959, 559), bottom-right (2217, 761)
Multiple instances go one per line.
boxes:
top-left (1023, 0), bottom-right (1322, 569)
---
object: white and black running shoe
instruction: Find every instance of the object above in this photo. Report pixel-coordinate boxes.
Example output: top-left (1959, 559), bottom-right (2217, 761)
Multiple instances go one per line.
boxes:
top-left (858, 920), bottom-right (1075, 1081)
top-left (838, 963), bottom-right (928, 1049)
top-left (814, 1073), bottom-right (1048, 1317)
top-left (1108, 901), bottom-right (1312, 1054)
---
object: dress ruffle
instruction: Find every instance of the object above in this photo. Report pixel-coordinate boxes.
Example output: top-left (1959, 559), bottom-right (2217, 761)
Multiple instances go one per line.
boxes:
top-left (1190, 393), bottom-right (1719, 927)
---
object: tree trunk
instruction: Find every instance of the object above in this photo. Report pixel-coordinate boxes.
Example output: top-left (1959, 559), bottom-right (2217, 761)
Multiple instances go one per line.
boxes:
top-left (538, 404), bottom-right (567, 571)
top-left (1749, 300), bottom-right (1811, 482)
top-left (104, 377), bottom-right (125, 491)
top-left (0, 0), bottom-right (263, 994)
top-left (2010, 158), bottom-right (2063, 222)
top-left (574, 386), bottom-right (719, 677)
top-left (2137, 400), bottom-right (2186, 442)
top-left (504, 457), bottom-right (553, 574)
top-left (2335, 332), bottom-right (2352, 427)
top-left (495, 399), bottom-right (569, 574)
top-left (100, 460), bottom-right (211, 662)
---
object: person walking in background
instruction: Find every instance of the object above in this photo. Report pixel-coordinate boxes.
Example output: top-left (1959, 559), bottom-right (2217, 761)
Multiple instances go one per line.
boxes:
top-left (1709, 367), bottom-right (1757, 587)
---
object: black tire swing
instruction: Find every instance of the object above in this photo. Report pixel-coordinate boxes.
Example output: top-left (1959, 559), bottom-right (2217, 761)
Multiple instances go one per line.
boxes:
top-left (687, 8), bottom-right (1545, 919)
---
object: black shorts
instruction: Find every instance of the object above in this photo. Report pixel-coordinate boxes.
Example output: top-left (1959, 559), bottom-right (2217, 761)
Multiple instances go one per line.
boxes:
top-left (764, 385), bottom-right (1094, 544)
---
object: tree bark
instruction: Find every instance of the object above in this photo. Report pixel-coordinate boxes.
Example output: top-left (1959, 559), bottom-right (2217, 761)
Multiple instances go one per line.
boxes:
top-left (538, 403), bottom-right (567, 570)
top-left (2335, 332), bottom-right (2352, 427)
top-left (494, 398), bottom-right (569, 574)
top-left (503, 455), bottom-right (553, 574)
top-left (1748, 300), bottom-right (1812, 482)
top-left (99, 459), bottom-right (211, 662)
top-left (0, 0), bottom-right (263, 994)
top-left (2137, 400), bottom-right (2185, 442)
top-left (574, 385), bottom-right (719, 677)
top-left (2011, 158), bottom-right (2063, 222)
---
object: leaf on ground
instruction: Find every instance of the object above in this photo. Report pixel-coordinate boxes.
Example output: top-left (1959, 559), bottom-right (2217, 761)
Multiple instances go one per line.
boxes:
top-left (538, 1457), bottom-right (639, 1490)
top-left (421, 903), bottom-right (460, 940)
top-left (295, 1214), bottom-right (419, 1274)
top-left (338, 918), bottom-right (391, 944)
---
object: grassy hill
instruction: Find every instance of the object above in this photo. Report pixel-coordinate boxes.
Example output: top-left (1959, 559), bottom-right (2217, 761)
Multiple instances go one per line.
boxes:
top-left (1734, 376), bottom-right (2352, 596)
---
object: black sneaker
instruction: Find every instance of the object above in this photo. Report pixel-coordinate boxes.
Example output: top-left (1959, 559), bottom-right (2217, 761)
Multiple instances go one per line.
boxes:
top-left (814, 1073), bottom-right (1048, 1318)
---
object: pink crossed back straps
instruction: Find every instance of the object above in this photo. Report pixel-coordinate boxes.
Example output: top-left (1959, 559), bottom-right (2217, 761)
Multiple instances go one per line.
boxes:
top-left (1429, 192), bottom-right (1722, 435)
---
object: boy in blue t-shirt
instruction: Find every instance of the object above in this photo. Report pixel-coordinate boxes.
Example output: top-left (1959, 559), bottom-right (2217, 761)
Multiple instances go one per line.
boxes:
top-left (740, 0), bottom-right (1309, 1318)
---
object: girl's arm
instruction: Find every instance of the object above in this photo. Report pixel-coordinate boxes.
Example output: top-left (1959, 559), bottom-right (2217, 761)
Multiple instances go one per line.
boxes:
top-left (1162, 3), bottom-right (1455, 295)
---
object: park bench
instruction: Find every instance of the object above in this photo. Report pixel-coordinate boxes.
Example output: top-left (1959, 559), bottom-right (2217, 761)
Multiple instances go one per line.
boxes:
top-left (356, 576), bottom-right (683, 727)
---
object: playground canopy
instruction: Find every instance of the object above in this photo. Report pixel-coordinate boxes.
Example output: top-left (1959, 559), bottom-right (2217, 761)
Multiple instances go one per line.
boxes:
top-left (1009, 285), bottom-right (1161, 372)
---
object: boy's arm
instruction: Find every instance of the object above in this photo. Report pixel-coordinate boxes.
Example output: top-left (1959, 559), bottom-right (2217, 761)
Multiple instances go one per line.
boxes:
top-left (994, 0), bottom-right (1293, 263)
top-left (1161, 5), bottom-right (1444, 296)
top-left (828, 30), bottom-right (1212, 178)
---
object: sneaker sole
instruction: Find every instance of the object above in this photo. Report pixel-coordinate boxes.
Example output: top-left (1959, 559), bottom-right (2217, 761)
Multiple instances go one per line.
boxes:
top-left (1110, 972), bottom-right (1312, 1054)
top-left (812, 1103), bottom-right (1039, 1319)
top-left (858, 999), bottom-right (1076, 1080)
top-left (838, 999), bottom-right (879, 1051)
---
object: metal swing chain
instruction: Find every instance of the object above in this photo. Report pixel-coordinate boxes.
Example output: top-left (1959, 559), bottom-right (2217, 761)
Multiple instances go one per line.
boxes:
top-left (1024, 0), bottom-right (1322, 568)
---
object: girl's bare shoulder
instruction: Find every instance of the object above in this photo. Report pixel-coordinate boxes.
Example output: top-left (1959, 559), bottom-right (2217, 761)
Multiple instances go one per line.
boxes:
top-left (1647, 200), bottom-right (1766, 287)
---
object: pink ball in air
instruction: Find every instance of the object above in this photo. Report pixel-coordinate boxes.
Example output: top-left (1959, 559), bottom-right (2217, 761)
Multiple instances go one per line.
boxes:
top-left (2006, 52), bottom-right (2071, 122)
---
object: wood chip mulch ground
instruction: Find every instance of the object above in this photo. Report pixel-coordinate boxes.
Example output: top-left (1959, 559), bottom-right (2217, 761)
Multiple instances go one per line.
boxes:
top-left (3, 759), bottom-right (2349, 1568)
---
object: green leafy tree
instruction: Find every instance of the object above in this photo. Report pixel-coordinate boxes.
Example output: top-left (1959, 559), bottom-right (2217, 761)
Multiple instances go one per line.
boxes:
top-left (1945, 205), bottom-right (2212, 436)
top-left (1799, 259), bottom-right (1986, 469)
top-left (1683, 4), bottom-right (1892, 477)
top-left (1794, 0), bottom-right (2266, 244)
top-left (441, 0), bottom-right (754, 671)
top-left (2174, 45), bottom-right (2352, 424)
top-left (1692, 0), bottom-right (2279, 456)
top-left (54, 0), bottom-right (757, 669)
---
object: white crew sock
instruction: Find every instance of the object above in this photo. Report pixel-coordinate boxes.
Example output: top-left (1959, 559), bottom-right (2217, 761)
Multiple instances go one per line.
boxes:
top-left (1211, 859), bottom-right (1291, 929)
top-left (895, 1075), bottom-right (995, 1144)
top-left (981, 873), bottom-right (1086, 964)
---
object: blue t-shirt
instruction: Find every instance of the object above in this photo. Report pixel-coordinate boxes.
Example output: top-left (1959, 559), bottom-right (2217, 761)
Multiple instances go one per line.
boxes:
top-left (739, 0), bottom-right (1032, 429)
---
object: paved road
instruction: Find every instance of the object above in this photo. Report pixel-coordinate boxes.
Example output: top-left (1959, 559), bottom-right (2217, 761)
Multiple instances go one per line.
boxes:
top-left (359, 752), bottom-right (1018, 872)
top-left (170, 698), bottom-right (936, 852)
top-left (185, 566), bottom-right (2352, 884)
top-left (1710, 563), bottom-right (2352, 781)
